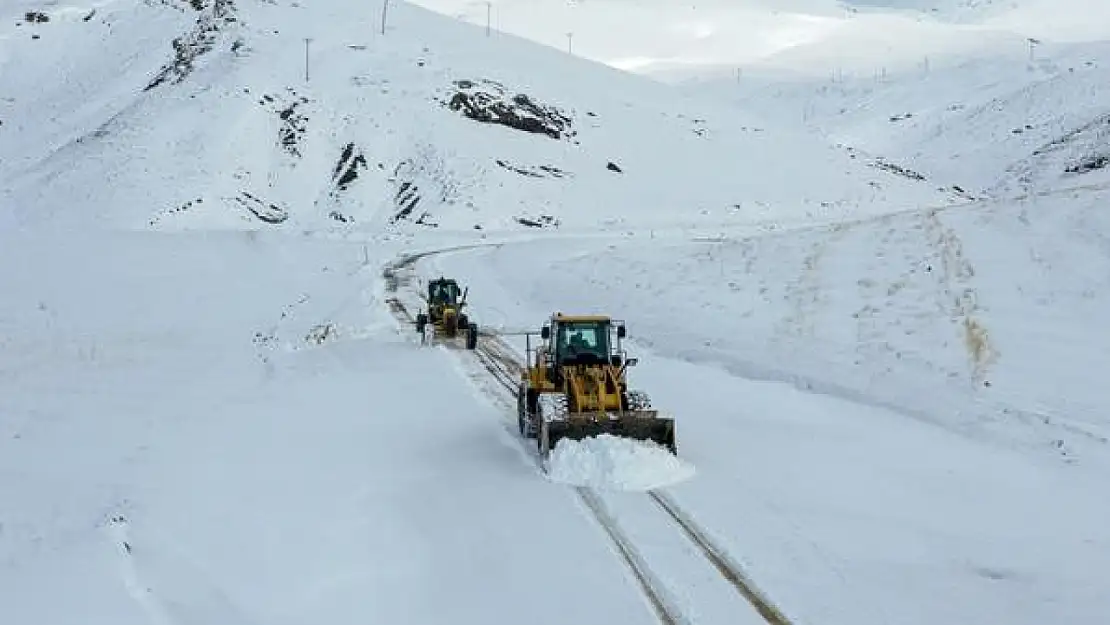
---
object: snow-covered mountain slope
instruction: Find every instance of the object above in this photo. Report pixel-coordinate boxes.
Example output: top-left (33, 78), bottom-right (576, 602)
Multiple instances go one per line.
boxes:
top-left (404, 0), bottom-right (1105, 197)
top-left (4, 1), bottom-right (1110, 625)
top-left (408, 0), bottom-right (1110, 81)
top-left (0, 0), bottom-right (950, 236)
top-left (703, 39), bottom-right (1110, 197)
top-left (407, 0), bottom-right (1110, 201)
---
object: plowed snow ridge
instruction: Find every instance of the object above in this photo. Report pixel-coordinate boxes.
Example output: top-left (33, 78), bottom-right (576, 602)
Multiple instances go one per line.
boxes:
top-left (545, 434), bottom-right (696, 491)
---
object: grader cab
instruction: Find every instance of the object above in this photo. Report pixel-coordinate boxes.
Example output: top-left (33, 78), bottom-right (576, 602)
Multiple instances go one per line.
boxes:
top-left (516, 312), bottom-right (676, 457)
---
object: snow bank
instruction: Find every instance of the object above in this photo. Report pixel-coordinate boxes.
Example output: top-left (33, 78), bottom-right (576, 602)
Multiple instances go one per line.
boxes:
top-left (545, 434), bottom-right (695, 491)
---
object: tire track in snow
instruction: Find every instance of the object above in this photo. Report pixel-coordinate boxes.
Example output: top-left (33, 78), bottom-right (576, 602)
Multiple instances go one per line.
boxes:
top-left (777, 222), bottom-right (851, 339)
top-left (920, 208), bottom-right (998, 386)
top-left (103, 514), bottom-right (262, 625)
top-left (382, 248), bottom-right (794, 625)
top-left (576, 488), bottom-right (685, 625)
top-left (105, 515), bottom-right (176, 625)
top-left (648, 491), bottom-right (793, 625)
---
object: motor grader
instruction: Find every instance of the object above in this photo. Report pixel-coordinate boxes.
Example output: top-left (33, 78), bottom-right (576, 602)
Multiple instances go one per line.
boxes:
top-left (414, 277), bottom-right (478, 350)
top-left (516, 312), bottom-right (676, 457)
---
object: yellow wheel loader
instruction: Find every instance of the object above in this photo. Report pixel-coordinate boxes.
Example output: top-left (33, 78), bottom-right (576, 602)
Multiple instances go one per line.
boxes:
top-left (414, 277), bottom-right (478, 350)
top-left (516, 312), bottom-right (676, 458)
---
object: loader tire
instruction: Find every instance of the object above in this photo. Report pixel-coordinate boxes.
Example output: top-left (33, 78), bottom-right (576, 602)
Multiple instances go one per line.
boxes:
top-left (535, 393), bottom-right (567, 456)
top-left (466, 323), bottom-right (478, 350)
top-left (519, 388), bottom-right (538, 439)
top-left (538, 420), bottom-right (551, 458)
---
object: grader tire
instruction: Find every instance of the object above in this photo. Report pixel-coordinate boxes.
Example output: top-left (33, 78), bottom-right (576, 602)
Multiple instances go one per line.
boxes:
top-left (466, 323), bottom-right (478, 350)
top-left (517, 387), bottom-right (528, 437)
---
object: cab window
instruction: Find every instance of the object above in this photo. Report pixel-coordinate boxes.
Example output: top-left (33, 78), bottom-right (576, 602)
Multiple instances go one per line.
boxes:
top-left (556, 321), bottom-right (609, 359)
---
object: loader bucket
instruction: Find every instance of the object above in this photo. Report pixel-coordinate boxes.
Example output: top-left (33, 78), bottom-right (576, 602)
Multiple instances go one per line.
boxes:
top-left (542, 411), bottom-right (676, 457)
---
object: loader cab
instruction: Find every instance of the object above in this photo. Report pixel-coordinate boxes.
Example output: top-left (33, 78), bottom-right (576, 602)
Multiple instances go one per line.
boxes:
top-left (546, 316), bottom-right (617, 366)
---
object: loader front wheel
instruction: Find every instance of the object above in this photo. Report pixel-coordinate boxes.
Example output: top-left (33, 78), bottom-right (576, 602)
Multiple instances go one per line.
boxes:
top-left (466, 322), bottom-right (478, 350)
top-left (519, 389), bottom-right (538, 439)
top-left (538, 420), bottom-right (551, 458)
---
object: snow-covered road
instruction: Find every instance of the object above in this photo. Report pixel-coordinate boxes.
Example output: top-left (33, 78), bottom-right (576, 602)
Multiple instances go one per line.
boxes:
top-left (384, 245), bottom-right (788, 625)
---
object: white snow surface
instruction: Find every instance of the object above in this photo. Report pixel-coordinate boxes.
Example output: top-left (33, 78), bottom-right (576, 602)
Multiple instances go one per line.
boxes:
top-left (410, 0), bottom-right (1110, 79)
top-left (3, 0), bottom-right (1110, 624)
top-left (545, 434), bottom-right (695, 492)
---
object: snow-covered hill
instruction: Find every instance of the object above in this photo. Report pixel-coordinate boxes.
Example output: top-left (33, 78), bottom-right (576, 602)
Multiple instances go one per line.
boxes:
top-left (3, 1), bottom-right (1109, 625)
top-left (0, 0), bottom-right (949, 236)
top-left (408, 0), bottom-right (1110, 79)
top-left (403, 1), bottom-right (1110, 199)
top-left (690, 38), bottom-right (1110, 198)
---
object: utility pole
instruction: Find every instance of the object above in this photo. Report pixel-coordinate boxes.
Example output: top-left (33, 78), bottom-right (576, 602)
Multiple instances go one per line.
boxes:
top-left (566, 32), bottom-right (573, 54)
top-left (1028, 37), bottom-right (1040, 61)
top-left (303, 37), bottom-right (311, 82)
top-left (485, 1), bottom-right (491, 36)
top-left (381, 0), bottom-right (389, 35)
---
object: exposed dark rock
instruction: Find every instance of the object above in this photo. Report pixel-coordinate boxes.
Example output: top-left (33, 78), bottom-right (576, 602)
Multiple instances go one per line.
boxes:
top-left (277, 102), bottom-right (307, 157)
top-left (333, 142), bottom-right (368, 189)
top-left (441, 78), bottom-right (576, 141)
top-left (415, 213), bottom-right (439, 227)
top-left (516, 215), bottom-right (559, 228)
top-left (607, 161), bottom-right (622, 173)
top-left (494, 158), bottom-right (569, 178)
top-left (316, 142), bottom-right (368, 223)
top-left (393, 181), bottom-right (420, 222)
top-left (255, 89), bottom-right (309, 158)
top-left (870, 158), bottom-right (926, 181)
top-left (234, 190), bottom-right (288, 223)
top-left (145, 0), bottom-right (238, 91)
top-left (1034, 113), bottom-right (1110, 156)
top-left (148, 197), bottom-right (203, 226)
top-left (385, 149), bottom-right (460, 228)
top-left (1065, 154), bottom-right (1109, 174)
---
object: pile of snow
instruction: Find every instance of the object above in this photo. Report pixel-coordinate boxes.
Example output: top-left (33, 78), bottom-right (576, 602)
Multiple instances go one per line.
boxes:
top-left (545, 434), bottom-right (695, 491)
